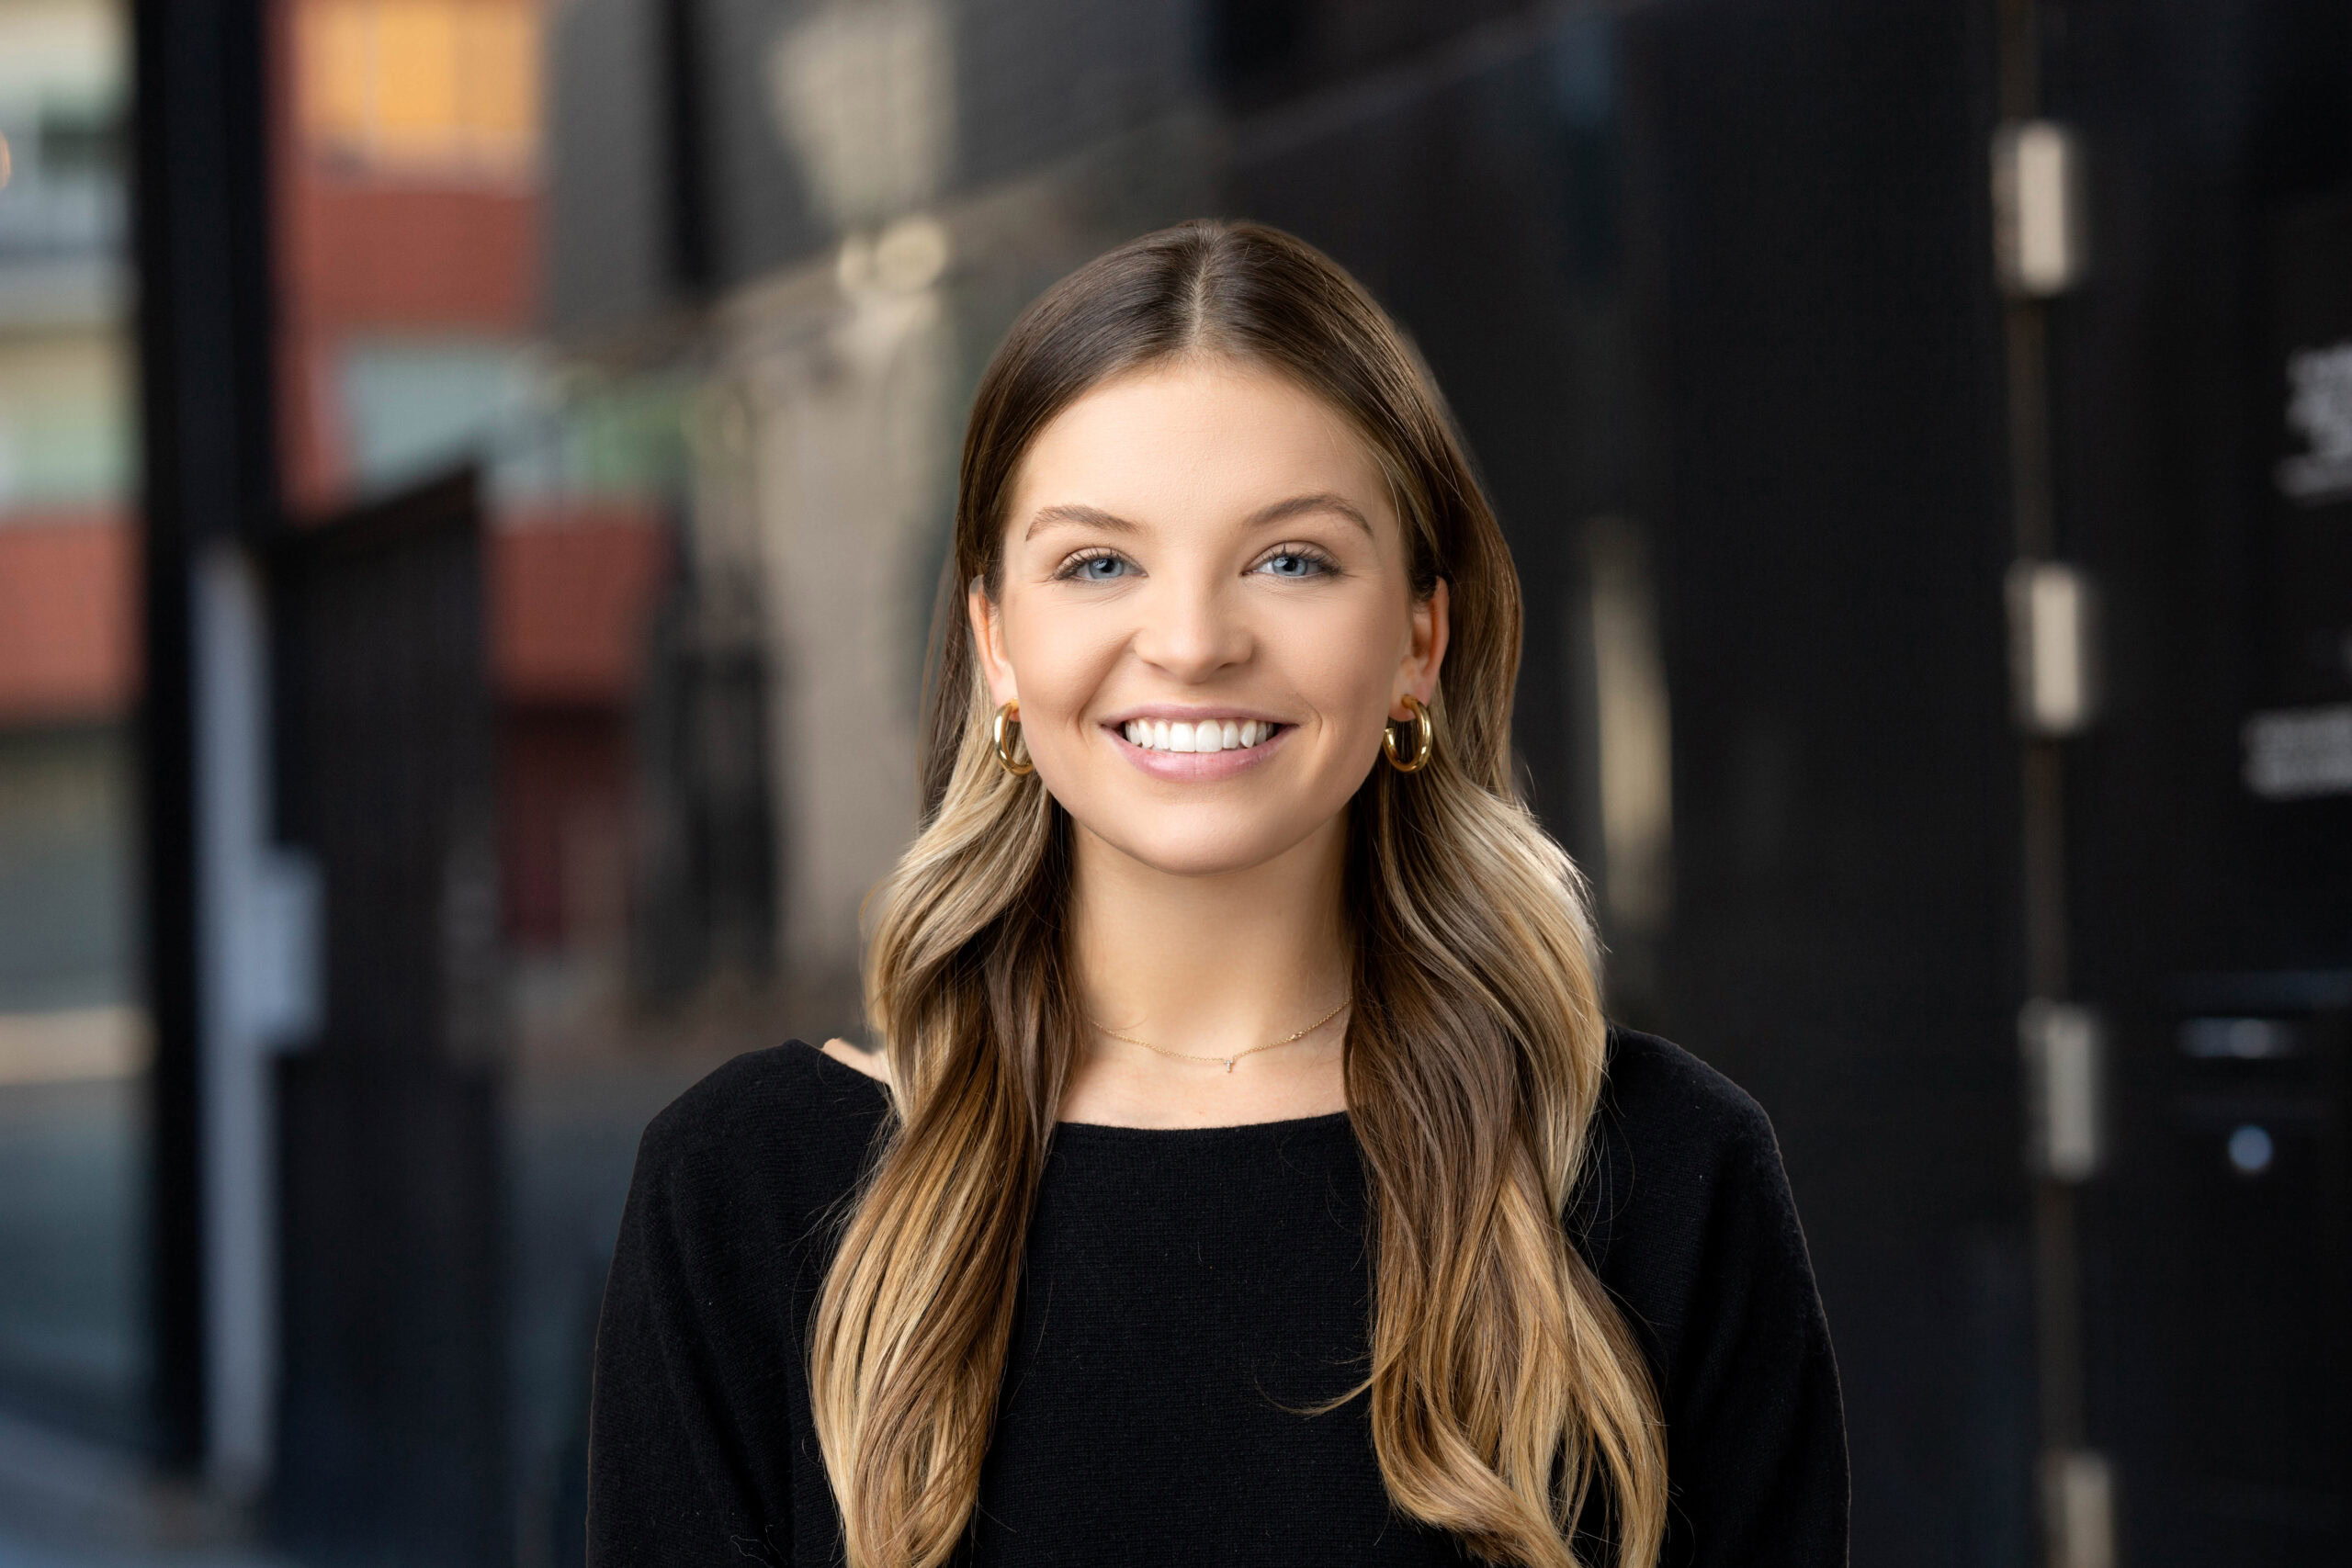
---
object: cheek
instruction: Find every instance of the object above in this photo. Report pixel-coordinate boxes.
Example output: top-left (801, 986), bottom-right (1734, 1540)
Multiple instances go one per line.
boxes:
top-left (1003, 604), bottom-right (1121, 716)
top-left (1282, 595), bottom-right (1408, 721)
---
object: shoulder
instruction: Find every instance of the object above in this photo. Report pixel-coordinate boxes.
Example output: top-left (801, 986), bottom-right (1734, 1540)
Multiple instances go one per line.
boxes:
top-left (1581, 1023), bottom-right (1794, 1244)
top-left (639, 1037), bottom-right (893, 1159)
top-left (1582, 1030), bottom-right (1849, 1551)
top-left (628, 1039), bottom-right (896, 1248)
top-left (1593, 1024), bottom-right (1781, 1170)
top-left (1576, 1025), bottom-right (1817, 1365)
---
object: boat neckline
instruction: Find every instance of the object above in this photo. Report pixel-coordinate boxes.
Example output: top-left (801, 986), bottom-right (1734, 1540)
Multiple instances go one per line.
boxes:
top-left (799, 1039), bottom-right (1354, 1136)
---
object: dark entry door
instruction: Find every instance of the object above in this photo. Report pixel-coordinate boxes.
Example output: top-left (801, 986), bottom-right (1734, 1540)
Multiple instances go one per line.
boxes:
top-left (267, 466), bottom-right (507, 1564)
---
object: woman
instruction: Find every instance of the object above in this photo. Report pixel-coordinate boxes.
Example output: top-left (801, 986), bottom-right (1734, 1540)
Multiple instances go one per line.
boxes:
top-left (586, 220), bottom-right (1846, 1568)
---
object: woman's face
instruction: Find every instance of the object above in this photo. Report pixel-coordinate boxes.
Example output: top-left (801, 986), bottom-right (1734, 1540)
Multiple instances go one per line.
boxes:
top-left (967, 355), bottom-right (1448, 878)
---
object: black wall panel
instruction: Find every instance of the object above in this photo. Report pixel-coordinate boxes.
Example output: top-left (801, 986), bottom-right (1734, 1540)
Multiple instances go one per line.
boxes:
top-left (1621, 3), bottom-right (2031, 1562)
top-left (270, 470), bottom-right (508, 1566)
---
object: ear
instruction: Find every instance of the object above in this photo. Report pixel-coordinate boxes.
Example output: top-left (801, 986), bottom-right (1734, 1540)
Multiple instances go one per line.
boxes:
top-left (1392, 576), bottom-right (1451, 721)
top-left (967, 579), bottom-right (1016, 707)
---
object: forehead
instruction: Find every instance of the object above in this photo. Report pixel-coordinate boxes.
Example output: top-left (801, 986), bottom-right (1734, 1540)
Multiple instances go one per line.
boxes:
top-left (1005, 358), bottom-right (1395, 536)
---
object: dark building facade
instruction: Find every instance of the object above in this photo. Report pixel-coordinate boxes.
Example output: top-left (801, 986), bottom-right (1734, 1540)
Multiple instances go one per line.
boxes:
top-left (1, 1), bottom-right (2337, 1563)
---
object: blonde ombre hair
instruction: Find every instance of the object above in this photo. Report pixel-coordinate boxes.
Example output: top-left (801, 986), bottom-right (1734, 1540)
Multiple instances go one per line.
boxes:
top-left (808, 220), bottom-right (1666, 1568)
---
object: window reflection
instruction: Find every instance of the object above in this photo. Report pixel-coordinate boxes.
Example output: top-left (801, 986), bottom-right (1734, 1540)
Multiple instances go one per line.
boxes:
top-left (0, 0), bottom-right (147, 1447)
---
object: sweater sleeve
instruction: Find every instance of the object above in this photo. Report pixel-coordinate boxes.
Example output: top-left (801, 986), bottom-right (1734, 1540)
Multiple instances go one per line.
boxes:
top-left (585, 1107), bottom-right (798, 1566)
top-left (1658, 1098), bottom-right (1849, 1568)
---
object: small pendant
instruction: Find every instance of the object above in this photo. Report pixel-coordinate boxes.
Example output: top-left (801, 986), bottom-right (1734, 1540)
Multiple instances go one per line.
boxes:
top-left (1224, 1059), bottom-right (1236, 1073)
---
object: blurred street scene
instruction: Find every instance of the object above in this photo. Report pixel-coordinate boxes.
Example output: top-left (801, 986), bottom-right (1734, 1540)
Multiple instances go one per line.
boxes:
top-left (0, 0), bottom-right (2345, 1565)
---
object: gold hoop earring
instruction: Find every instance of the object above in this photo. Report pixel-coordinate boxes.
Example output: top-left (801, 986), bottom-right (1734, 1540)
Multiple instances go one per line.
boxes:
top-left (1384, 692), bottom-right (1433, 773)
top-left (991, 698), bottom-right (1035, 776)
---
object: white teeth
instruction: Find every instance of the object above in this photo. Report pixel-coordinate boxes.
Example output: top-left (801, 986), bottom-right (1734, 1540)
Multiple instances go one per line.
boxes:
top-left (1121, 718), bottom-right (1279, 753)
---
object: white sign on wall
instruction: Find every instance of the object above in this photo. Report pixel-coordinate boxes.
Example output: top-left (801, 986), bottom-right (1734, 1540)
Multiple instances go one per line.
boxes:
top-left (2278, 339), bottom-right (2352, 503)
top-left (2243, 703), bottom-right (2352, 800)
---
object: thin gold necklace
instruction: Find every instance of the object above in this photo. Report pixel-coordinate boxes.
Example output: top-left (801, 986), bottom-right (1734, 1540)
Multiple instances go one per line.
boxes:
top-left (1087, 996), bottom-right (1351, 1074)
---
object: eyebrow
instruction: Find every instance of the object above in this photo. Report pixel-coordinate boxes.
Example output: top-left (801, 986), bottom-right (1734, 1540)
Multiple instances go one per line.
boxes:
top-left (1023, 492), bottom-right (1374, 542)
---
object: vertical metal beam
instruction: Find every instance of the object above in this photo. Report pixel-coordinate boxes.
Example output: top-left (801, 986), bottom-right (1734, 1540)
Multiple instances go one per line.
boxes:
top-left (130, 0), bottom-right (281, 1471)
top-left (1993, 3), bottom-right (2111, 1565)
top-left (658, 0), bottom-right (716, 296)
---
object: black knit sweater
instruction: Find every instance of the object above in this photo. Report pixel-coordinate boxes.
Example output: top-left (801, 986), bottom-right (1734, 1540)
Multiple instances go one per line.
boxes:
top-left (584, 1028), bottom-right (1848, 1565)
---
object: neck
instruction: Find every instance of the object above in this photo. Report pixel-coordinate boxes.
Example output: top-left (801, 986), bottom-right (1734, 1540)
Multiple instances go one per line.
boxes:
top-left (1059, 811), bottom-right (1353, 1125)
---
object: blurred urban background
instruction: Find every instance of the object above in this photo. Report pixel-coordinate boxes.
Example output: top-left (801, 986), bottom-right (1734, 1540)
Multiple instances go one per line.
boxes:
top-left (0, 0), bottom-right (2345, 1564)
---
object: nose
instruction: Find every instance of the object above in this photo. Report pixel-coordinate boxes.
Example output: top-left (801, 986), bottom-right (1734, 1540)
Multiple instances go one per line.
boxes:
top-left (1131, 571), bottom-right (1250, 681)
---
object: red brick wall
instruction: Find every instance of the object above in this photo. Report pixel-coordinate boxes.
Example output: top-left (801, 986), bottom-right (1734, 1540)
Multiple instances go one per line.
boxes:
top-left (0, 514), bottom-right (138, 724)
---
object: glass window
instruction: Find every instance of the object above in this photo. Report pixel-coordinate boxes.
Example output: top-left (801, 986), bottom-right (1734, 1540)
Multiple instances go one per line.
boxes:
top-left (0, 0), bottom-right (149, 1449)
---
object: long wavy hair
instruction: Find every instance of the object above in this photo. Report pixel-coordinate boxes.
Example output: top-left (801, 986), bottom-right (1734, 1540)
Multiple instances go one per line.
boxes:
top-left (808, 220), bottom-right (1666, 1568)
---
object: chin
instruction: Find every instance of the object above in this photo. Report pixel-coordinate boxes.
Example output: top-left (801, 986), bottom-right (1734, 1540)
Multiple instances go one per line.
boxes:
top-left (1079, 813), bottom-right (1295, 877)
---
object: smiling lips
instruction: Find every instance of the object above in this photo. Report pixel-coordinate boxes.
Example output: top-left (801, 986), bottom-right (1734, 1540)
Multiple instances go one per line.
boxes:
top-left (1105, 716), bottom-right (1294, 779)
top-left (1120, 717), bottom-right (1280, 754)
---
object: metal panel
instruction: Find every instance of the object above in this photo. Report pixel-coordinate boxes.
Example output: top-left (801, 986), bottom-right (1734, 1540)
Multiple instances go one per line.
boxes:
top-left (130, 0), bottom-right (284, 1471)
top-left (266, 466), bottom-right (508, 1565)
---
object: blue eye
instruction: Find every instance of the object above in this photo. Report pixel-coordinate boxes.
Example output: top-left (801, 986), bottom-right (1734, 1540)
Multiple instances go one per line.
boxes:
top-left (1052, 545), bottom-right (1338, 582)
top-left (1055, 549), bottom-right (1130, 581)
top-left (1258, 547), bottom-right (1337, 579)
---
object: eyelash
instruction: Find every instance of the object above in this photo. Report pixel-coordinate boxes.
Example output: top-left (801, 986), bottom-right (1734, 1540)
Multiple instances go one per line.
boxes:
top-left (1051, 544), bottom-right (1340, 583)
